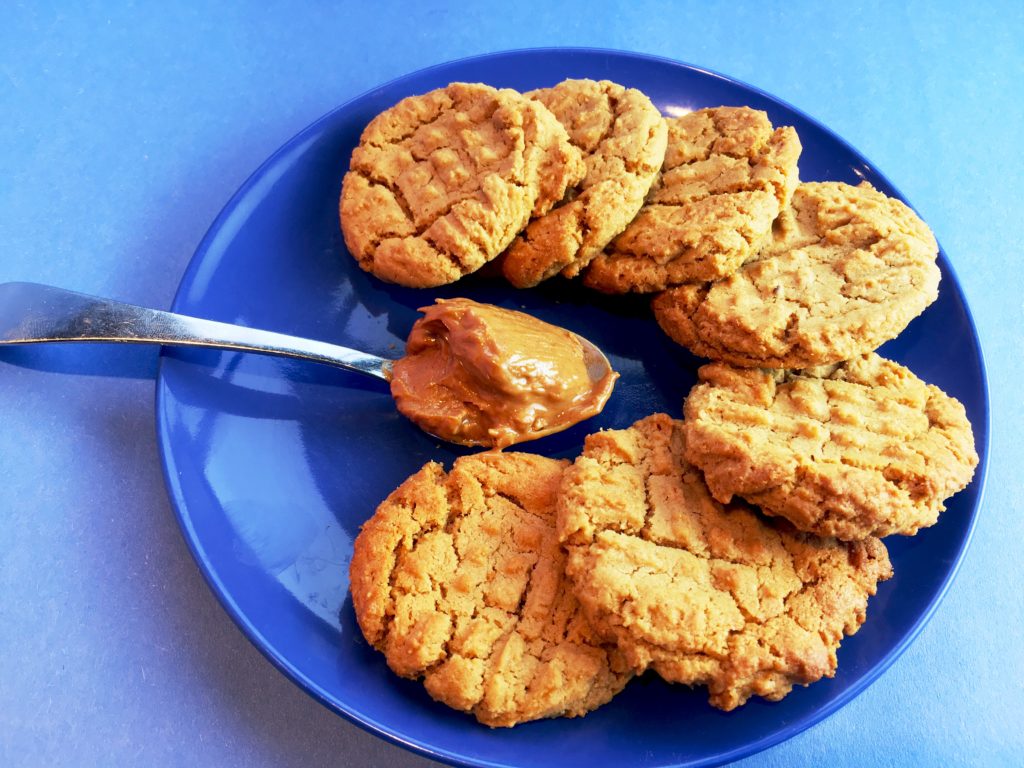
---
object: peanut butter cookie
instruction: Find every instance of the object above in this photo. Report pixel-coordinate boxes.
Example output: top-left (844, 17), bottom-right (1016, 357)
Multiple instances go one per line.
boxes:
top-left (583, 107), bottom-right (801, 294)
top-left (653, 181), bottom-right (941, 368)
top-left (349, 452), bottom-right (631, 727)
top-left (501, 79), bottom-right (668, 288)
top-left (340, 82), bottom-right (584, 288)
top-left (557, 414), bottom-right (892, 711)
top-left (683, 355), bottom-right (978, 540)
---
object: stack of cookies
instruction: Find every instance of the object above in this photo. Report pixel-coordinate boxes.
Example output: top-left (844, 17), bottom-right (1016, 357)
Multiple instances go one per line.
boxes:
top-left (340, 79), bottom-right (669, 289)
top-left (342, 80), bottom-right (979, 727)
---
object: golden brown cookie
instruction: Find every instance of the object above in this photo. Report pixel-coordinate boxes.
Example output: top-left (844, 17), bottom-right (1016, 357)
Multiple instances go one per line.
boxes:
top-left (501, 79), bottom-right (668, 288)
top-left (349, 452), bottom-right (631, 727)
top-left (653, 181), bottom-right (941, 368)
top-left (683, 355), bottom-right (978, 541)
top-left (340, 82), bottom-right (585, 288)
top-left (583, 107), bottom-right (801, 294)
top-left (557, 414), bottom-right (892, 711)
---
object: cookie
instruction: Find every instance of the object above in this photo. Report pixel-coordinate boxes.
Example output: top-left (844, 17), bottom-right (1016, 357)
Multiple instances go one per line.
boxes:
top-left (557, 414), bottom-right (892, 711)
top-left (583, 107), bottom-right (801, 294)
top-left (653, 181), bottom-right (941, 368)
top-left (340, 82), bottom-right (585, 288)
top-left (683, 355), bottom-right (978, 540)
top-left (501, 79), bottom-right (668, 288)
top-left (349, 452), bottom-right (631, 727)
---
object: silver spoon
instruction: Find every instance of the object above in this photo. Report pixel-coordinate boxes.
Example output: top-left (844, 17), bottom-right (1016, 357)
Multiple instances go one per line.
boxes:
top-left (0, 282), bottom-right (616, 447)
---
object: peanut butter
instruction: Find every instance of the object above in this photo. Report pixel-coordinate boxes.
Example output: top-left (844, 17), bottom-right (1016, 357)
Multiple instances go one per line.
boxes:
top-left (389, 299), bottom-right (617, 448)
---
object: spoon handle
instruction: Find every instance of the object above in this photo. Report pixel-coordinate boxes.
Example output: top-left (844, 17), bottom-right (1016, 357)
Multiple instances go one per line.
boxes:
top-left (0, 282), bottom-right (392, 381)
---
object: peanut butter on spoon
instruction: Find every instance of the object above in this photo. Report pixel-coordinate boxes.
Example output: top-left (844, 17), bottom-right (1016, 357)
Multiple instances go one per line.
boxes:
top-left (389, 299), bottom-right (618, 448)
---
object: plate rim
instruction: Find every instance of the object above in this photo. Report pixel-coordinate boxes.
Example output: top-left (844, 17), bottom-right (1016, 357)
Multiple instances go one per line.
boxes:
top-left (154, 46), bottom-right (991, 768)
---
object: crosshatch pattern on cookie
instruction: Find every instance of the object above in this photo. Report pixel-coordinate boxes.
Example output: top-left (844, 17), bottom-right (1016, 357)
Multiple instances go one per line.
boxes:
top-left (501, 79), bottom-right (668, 288)
top-left (584, 107), bottom-right (801, 294)
top-left (557, 414), bottom-right (892, 711)
top-left (341, 82), bottom-right (584, 288)
top-left (683, 355), bottom-right (979, 540)
top-left (653, 181), bottom-right (941, 368)
top-left (349, 452), bottom-right (631, 727)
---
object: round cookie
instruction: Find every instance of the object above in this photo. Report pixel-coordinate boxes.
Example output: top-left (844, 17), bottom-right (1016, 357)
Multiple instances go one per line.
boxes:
top-left (683, 355), bottom-right (979, 540)
top-left (340, 82), bottom-right (585, 288)
top-left (349, 452), bottom-right (631, 727)
top-left (501, 79), bottom-right (668, 288)
top-left (557, 413), bottom-right (892, 711)
top-left (653, 181), bottom-right (941, 368)
top-left (583, 107), bottom-right (801, 294)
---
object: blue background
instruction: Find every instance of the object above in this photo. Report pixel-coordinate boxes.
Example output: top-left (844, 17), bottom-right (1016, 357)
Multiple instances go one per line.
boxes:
top-left (1, 2), bottom-right (1020, 766)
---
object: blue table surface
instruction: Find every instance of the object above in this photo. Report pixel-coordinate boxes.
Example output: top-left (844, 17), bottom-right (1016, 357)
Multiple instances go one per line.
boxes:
top-left (2, 3), bottom-right (1021, 766)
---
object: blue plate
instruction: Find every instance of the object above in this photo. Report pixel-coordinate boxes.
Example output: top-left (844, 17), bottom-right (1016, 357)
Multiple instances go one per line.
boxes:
top-left (156, 49), bottom-right (989, 768)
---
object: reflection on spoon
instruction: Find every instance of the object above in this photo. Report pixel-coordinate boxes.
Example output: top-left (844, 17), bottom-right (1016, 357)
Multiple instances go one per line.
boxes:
top-left (389, 299), bottom-right (618, 449)
top-left (0, 282), bottom-right (617, 449)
